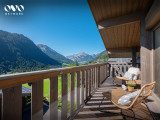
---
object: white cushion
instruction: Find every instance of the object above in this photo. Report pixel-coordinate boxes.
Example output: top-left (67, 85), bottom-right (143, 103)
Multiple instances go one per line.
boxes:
top-left (118, 90), bottom-right (140, 105)
top-left (128, 67), bottom-right (140, 75)
top-left (123, 72), bottom-right (134, 80)
top-left (128, 67), bottom-right (141, 80)
top-left (121, 85), bottom-right (127, 90)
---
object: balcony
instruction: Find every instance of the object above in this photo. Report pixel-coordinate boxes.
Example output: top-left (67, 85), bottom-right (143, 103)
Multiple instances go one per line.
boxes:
top-left (0, 63), bottom-right (109, 120)
top-left (1, 62), bottom-right (158, 120)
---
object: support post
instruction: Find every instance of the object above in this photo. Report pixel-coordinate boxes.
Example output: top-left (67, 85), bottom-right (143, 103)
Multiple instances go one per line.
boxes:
top-left (132, 47), bottom-right (137, 67)
top-left (140, 19), bottom-right (153, 87)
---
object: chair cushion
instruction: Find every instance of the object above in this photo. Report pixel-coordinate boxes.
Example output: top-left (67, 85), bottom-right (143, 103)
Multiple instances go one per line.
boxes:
top-left (123, 72), bottom-right (134, 80)
top-left (118, 90), bottom-right (140, 105)
top-left (128, 67), bottom-right (141, 80)
top-left (121, 85), bottom-right (127, 90)
top-left (128, 67), bottom-right (140, 75)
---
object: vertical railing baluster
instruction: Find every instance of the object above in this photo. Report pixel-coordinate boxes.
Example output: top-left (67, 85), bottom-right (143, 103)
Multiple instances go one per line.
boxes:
top-left (129, 64), bottom-right (131, 69)
top-left (81, 70), bottom-right (85, 104)
top-left (76, 71), bottom-right (80, 109)
top-left (101, 66), bottom-right (103, 81)
top-left (2, 85), bottom-right (22, 120)
top-left (104, 65), bottom-right (105, 79)
top-left (104, 65), bottom-right (105, 80)
top-left (124, 64), bottom-right (126, 73)
top-left (98, 66), bottom-right (100, 87)
top-left (90, 68), bottom-right (93, 93)
top-left (94, 67), bottom-right (95, 89)
top-left (0, 96), bottom-right (1, 120)
top-left (101, 66), bottom-right (102, 82)
top-left (106, 64), bottom-right (108, 77)
top-left (62, 74), bottom-right (68, 120)
top-left (95, 67), bottom-right (97, 89)
top-left (109, 64), bottom-right (111, 77)
top-left (93, 68), bottom-right (95, 92)
top-left (89, 69), bottom-right (91, 97)
top-left (97, 66), bottom-right (99, 88)
top-left (97, 67), bottom-right (99, 88)
top-left (95, 67), bottom-right (97, 88)
top-left (44, 76), bottom-right (58, 120)
top-left (120, 64), bottom-right (122, 76)
top-left (32, 80), bottom-right (43, 120)
top-left (70, 72), bottom-right (75, 118)
top-left (111, 65), bottom-right (113, 78)
top-left (108, 64), bottom-right (110, 77)
top-left (93, 67), bottom-right (95, 91)
top-left (106, 64), bottom-right (108, 78)
top-left (51, 76), bottom-right (58, 120)
top-left (94, 67), bottom-right (96, 89)
top-left (122, 64), bottom-right (124, 75)
top-left (85, 69), bottom-right (88, 100)
top-left (105, 65), bottom-right (106, 78)
top-left (100, 66), bottom-right (102, 82)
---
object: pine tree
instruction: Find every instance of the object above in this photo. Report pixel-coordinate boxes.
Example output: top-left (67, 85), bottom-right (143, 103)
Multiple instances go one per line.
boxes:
top-left (75, 59), bottom-right (79, 66)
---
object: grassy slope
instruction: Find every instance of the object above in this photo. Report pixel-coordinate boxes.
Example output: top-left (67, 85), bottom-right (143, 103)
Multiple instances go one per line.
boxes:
top-left (90, 50), bottom-right (109, 63)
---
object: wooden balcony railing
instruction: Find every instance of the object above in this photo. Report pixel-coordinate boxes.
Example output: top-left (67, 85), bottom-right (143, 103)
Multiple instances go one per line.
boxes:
top-left (109, 63), bottom-right (140, 77)
top-left (0, 63), bottom-right (109, 120)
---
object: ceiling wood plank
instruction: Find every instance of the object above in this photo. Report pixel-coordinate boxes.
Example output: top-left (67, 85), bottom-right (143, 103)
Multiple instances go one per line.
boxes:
top-left (99, 21), bottom-right (140, 49)
top-left (98, 12), bottom-right (144, 30)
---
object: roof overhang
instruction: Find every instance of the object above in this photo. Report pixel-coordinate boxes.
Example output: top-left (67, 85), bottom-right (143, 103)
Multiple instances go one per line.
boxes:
top-left (88, 0), bottom-right (154, 58)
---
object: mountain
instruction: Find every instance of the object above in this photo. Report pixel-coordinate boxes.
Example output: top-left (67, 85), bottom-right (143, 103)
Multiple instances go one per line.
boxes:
top-left (91, 50), bottom-right (131, 63)
top-left (90, 50), bottom-right (109, 63)
top-left (91, 54), bottom-right (97, 58)
top-left (66, 52), bottom-right (97, 63)
top-left (0, 30), bottom-right (61, 74)
top-left (37, 44), bottom-right (73, 64)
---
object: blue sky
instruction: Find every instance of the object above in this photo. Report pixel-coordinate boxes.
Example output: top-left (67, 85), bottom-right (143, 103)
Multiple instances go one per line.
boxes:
top-left (0, 0), bottom-right (105, 56)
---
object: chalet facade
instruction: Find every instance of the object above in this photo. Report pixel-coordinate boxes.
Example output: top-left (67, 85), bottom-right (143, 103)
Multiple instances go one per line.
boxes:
top-left (0, 0), bottom-right (160, 120)
top-left (88, 0), bottom-right (160, 112)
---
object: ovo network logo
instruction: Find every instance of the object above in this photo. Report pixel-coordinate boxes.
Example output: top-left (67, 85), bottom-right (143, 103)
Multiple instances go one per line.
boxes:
top-left (4, 5), bottom-right (24, 15)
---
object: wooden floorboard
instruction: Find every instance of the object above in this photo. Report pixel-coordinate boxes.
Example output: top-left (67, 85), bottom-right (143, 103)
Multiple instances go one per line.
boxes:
top-left (74, 77), bottom-right (153, 120)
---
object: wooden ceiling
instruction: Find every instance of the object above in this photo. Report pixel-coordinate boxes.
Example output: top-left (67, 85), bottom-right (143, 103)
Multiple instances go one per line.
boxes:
top-left (88, 0), bottom-right (153, 24)
top-left (88, 0), bottom-right (154, 58)
top-left (100, 21), bottom-right (140, 49)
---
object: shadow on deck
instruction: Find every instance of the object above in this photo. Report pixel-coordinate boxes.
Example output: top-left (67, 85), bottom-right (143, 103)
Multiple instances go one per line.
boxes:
top-left (74, 78), bottom-right (154, 120)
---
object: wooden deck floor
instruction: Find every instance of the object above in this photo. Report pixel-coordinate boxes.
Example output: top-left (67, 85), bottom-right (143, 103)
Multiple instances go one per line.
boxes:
top-left (74, 78), bottom-right (154, 120)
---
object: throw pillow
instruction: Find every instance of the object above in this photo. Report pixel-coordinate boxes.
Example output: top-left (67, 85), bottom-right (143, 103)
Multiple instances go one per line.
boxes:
top-left (123, 72), bottom-right (134, 80)
top-left (118, 90), bottom-right (140, 105)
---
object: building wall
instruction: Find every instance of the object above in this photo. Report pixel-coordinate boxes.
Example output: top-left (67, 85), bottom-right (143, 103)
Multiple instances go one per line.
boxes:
top-left (140, 20), bottom-right (153, 87)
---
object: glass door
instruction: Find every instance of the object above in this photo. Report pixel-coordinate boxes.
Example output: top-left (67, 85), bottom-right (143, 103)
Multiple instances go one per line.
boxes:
top-left (154, 27), bottom-right (160, 98)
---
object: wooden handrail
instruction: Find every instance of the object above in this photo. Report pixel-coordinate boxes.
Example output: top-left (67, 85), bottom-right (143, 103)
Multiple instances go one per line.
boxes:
top-left (0, 63), bottom-right (108, 89)
top-left (108, 62), bottom-right (132, 64)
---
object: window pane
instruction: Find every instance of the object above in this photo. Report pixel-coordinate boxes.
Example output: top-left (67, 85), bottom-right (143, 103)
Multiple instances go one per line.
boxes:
top-left (154, 28), bottom-right (160, 98)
